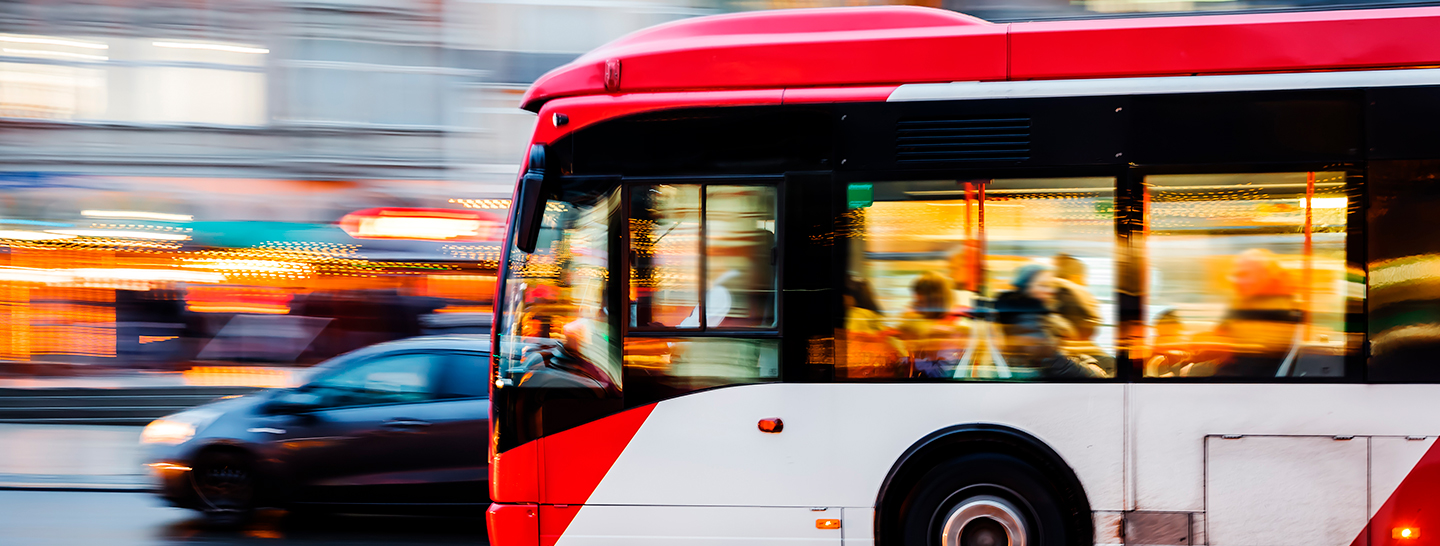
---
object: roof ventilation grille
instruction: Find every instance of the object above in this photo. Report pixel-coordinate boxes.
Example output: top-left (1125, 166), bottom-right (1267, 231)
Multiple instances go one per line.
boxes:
top-left (895, 116), bottom-right (1030, 164)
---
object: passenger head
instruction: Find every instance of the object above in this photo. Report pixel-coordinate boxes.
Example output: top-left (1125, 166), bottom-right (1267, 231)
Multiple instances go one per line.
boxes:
top-left (1012, 263), bottom-right (1057, 304)
top-left (845, 276), bottom-right (882, 315)
top-left (911, 272), bottom-right (954, 320)
top-left (1230, 249), bottom-right (1293, 299)
top-left (1054, 254), bottom-right (1086, 285)
top-left (1154, 308), bottom-right (1183, 340)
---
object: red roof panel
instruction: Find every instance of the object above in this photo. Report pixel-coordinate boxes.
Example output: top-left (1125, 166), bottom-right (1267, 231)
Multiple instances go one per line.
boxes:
top-left (521, 5), bottom-right (1440, 112)
top-left (1010, 7), bottom-right (1440, 80)
top-left (521, 6), bottom-right (1005, 110)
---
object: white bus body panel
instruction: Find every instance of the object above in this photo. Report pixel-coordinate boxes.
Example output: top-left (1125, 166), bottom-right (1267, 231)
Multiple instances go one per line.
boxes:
top-left (550, 383), bottom-right (1440, 545)
top-left (585, 382), bottom-right (1125, 510)
top-left (1131, 384), bottom-right (1440, 513)
top-left (555, 505), bottom-right (842, 546)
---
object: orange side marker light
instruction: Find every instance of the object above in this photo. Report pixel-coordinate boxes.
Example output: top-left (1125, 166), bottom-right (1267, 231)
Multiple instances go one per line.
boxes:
top-left (1394, 527), bottom-right (1420, 540)
top-left (816, 519), bottom-right (841, 530)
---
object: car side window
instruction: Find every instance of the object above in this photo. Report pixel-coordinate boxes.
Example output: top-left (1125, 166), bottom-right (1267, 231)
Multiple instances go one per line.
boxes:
top-left (310, 352), bottom-right (442, 408)
top-left (440, 352), bottom-right (489, 399)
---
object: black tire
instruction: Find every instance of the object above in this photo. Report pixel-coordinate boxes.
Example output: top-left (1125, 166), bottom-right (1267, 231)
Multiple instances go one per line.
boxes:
top-left (190, 449), bottom-right (257, 527)
top-left (900, 453), bottom-right (1076, 546)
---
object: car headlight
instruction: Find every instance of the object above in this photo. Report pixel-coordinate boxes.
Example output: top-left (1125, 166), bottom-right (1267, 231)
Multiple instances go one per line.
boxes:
top-left (141, 407), bottom-right (223, 445)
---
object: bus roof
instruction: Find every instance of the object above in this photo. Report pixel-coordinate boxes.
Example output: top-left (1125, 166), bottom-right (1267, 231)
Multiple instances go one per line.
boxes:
top-left (520, 5), bottom-right (1440, 112)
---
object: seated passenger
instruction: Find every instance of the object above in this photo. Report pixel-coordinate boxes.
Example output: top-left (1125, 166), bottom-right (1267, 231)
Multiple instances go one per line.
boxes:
top-left (1144, 308), bottom-right (1189, 377)
top-left (895, 272), bottom-right (971, 378)
top-left (995, 264), bottom-right (1102, 379)
top-left (1052, 253), bottom-right (1114, 375)
top-left (837, 277), bottom-right (907, 378)
top-left (1181, 248), bottom-right (1302, 377)
top-left (1052, 254), bottom-right (1102, 342)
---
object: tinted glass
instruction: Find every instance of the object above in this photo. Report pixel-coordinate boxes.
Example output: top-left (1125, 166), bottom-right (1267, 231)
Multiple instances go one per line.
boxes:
top-left (1142, 172), bottom-right (1357, 378)
top-left (496, 186), bottom-right (621, 391)
top-left (623, 337), bottom-right (779, 406)
top-left (442, 352), bottom-right (489, 398)
top-left (841, 178), bottom-right (1116, 380)
top-left (629, 184), bottom-right (702, 329)
top-left (629, 184), bottom-right (778, 330)
top-left (705, 185), bottom-right (778, 329)
top-left (1369, 161), bottom-right (1440, 382)
top-left (311, 352), bottom-right (441, 407)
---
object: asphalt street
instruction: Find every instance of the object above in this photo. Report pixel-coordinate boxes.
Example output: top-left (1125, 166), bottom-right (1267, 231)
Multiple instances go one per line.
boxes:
top-left (0, 491), bottom-right (489, 546)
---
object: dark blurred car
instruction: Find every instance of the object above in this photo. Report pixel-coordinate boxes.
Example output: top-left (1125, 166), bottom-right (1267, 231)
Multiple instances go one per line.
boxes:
top-left (141, 335), bottom-right (491, 521)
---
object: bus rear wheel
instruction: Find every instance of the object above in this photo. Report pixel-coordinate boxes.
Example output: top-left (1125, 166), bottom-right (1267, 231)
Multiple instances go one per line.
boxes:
top-left (901, 453), bottom-right (1073, 546)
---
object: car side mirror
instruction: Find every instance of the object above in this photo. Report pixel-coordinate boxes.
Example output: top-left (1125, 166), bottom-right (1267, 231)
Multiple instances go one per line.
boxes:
top-left (266, 389), bottom-right (323, 414)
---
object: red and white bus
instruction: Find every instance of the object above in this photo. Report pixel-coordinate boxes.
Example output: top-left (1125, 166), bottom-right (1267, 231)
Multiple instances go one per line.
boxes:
top-left (488, 6), bottom-right (1440, 546)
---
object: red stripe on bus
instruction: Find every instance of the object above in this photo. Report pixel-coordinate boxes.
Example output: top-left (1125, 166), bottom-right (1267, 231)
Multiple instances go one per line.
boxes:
top-left (1352, 440), bottom-right (1440, 546)
top-left (491, 438), bottom-right (541, 503)
top-left (539, 403), bottom-right (658, 546)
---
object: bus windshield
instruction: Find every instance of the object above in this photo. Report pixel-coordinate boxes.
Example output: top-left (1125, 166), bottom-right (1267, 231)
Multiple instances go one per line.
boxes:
top-left (496, 182), bottom-right (621, 398)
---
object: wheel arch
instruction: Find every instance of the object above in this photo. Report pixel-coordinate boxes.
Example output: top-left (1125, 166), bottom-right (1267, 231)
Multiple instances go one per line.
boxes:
top-left (873, 423), bottom-right (1094, 546)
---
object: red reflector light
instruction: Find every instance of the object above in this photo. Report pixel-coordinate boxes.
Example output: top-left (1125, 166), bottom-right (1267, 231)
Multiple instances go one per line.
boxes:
top-left (758, 418), bottom-right (783, 433)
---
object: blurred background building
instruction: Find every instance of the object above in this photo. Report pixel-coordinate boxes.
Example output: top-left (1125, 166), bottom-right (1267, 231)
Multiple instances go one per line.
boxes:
top-left (0, 0), bottom-right (1421, 375)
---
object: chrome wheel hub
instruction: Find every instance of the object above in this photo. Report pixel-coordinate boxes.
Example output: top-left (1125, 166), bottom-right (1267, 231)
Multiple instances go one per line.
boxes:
top-left (940, 495), bottom-right (1028, 546)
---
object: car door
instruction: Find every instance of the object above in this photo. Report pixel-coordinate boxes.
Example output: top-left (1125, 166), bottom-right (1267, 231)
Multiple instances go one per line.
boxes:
top-left (402, 350), bottom-right (490, 503)
top-left (282, 350), bottom-right (448, 505)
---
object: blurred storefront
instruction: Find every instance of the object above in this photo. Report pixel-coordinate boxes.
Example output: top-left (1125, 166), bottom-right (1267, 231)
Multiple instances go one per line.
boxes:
top-left (0, 174), bottom-right (505, 372)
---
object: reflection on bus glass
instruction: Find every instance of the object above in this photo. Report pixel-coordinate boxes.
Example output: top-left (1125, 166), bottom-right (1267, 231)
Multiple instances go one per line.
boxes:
top-left (1370, 160), bottom-right (1440, 381)
top-left (1142, 172), bottom-right (1357, 378)
top-left (629, 184), bottom-right (777, 330)
top-left (624, 337), bottom-right (778, 404)
top-left (840, 178), bottom-right (1116, 380)
top-left (495, 181), bottom-right (780, 424)
top-left (497, 188), bottom-right (621, 394)
top-left (630, 185), bottom-right (701, 329)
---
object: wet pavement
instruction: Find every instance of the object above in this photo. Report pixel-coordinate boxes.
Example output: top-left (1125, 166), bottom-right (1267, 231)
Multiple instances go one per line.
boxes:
top-left (0, 395), bottom-right (490, 544)
top-left (0, 491), bottom-right (489, 545)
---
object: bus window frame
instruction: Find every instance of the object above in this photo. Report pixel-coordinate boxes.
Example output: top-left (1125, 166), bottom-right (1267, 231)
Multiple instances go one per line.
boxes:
top-left (1124, 161), bottom-right (1367, 385)
top-left (620, 176), bottom-right (786, 341)
top-left (830, 165), bottom-right (1131, 384)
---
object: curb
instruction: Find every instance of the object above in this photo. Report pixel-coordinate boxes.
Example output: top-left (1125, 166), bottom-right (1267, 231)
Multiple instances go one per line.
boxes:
top-left (0, 483), bottom-right (154, 493)
top-left (0, 473), bottom-right (152, 493)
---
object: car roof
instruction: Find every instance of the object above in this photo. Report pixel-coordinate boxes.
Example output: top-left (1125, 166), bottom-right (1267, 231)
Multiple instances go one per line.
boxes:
top-left (343, 335), bottom-right (491, 358)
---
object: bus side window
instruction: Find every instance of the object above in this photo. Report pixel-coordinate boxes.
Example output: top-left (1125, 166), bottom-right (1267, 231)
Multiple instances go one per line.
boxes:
top-left (623, 183), bottom-right (780, 406)
top-left (840, 178), bottom-right (1117, 381)
top-left (1143, 172), bottom-right (1357, 379)
top-left (629, 184), bottom-right (702, 329)
top-left (628, 184), bottom-right (778, 331)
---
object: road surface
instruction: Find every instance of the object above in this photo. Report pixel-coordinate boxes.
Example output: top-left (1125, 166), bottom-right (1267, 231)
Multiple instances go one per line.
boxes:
top-left (0, 491), bottom-right (489, 546)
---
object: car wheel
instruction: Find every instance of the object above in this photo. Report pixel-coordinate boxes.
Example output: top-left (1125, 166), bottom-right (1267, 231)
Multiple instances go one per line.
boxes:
top-left (190, 449), bottom-right (257, 526)
top-left (901, 453), bottom-right (1076, 546)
